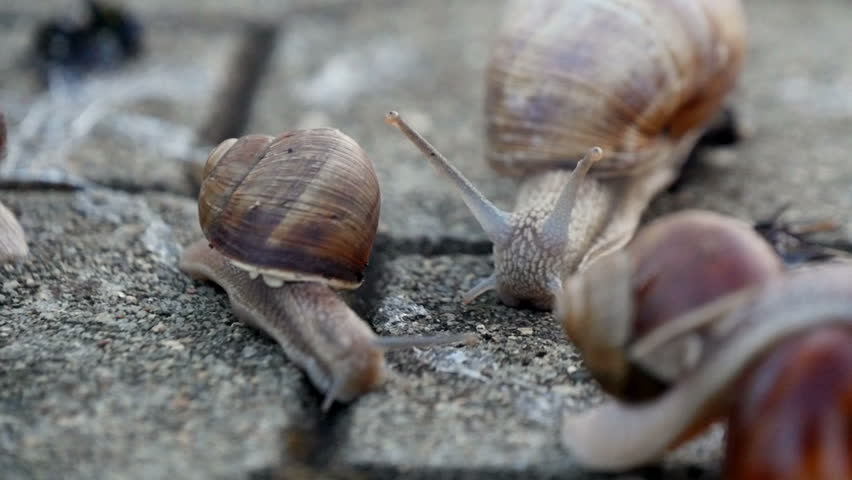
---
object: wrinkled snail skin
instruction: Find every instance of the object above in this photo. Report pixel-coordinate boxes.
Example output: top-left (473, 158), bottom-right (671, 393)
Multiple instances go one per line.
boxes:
top-left (180, 240), bottom-right (386, 408)
top-left (558, 210), bottom-right (783, 401)
top-left (0, 112), bottom-right (29, 263)
top-left (388, 0), bottom-right (747, 310)
top-left (724, 327), bottom-right (852, 480)
top-left (561, 264), bottom-right (852, 472)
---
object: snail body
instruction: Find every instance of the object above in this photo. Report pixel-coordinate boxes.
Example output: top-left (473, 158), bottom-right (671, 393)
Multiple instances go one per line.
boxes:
top-left (388, 0), bottom-right (747, 310)
top-left (181, 242), bottom-right (386, 405)
top-left (181, 128), bottom-right (471, 410)
top-left (556, 211), bottom-right (852, 473)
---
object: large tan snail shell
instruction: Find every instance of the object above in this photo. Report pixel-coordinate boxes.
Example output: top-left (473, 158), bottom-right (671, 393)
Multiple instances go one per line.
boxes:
top-left (486, 0), bottom-right (747, 177)
top-left (198, 128), bottom-right (381, 290)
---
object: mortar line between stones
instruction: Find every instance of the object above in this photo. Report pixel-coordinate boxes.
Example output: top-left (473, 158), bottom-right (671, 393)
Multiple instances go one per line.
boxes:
top-left (197, 22), bottom-right (280, 145)
top-left (374, 234), bottom-right (494, 258)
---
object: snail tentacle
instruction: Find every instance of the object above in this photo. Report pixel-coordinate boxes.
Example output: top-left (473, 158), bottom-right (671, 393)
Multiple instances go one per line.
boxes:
top-left (541, 147), bottom-right (603, 251)
top-left (385, 111), bottom-right (511, 245)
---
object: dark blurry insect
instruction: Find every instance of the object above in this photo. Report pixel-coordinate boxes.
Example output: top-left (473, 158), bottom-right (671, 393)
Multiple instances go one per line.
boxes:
top-left (557, 211), bottom-right (852, 479)
top-left (754, 203), bottom-right (852, 265)
top-left (32, 0), bottom-right (143, 84)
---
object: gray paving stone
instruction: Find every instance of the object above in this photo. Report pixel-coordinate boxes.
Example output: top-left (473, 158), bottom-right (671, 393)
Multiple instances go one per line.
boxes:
top-left (0, 189), bottom-right (310, 479)
top-left (647, 0), bottom-right (852, 235)
top-left (0, 188), bottom-right (721, 479)
top-left (331, 254), bottom-right (722, 478)
top-left (249, 0), bottom-right (514, 241)
top-left (0, 21), bottom-right (238, 194)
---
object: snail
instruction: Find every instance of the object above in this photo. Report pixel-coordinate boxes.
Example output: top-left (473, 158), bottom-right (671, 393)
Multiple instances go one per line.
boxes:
top-left (556, 211), bottom-right (852, 475)
top-left (0, 112), bottom-right (29, 263)
top-left (386, 0), bottom-right (747, 310)
top-left (179, 128), bottom-right (473, 411)
top-left (559, 210), bottom-right (783, 401)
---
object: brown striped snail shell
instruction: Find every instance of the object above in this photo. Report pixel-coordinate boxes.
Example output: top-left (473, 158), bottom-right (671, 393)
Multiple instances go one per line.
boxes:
top-left (198, 128), bottom-right (381, 289)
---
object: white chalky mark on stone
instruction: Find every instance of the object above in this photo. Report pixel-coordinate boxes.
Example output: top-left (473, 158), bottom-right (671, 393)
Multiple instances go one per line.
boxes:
top-left (262, 275), bottom-right (284, 288)
top-left (296, 39), bottom-right (416, 110)
top-left (376, 295), bottom-right (430, 331)
top-left (161, 340), bottom-right (185, 351)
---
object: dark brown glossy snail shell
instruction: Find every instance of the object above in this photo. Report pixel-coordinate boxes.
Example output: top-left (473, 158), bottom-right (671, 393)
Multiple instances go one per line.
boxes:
top-left (198, 128), bottom-right (380, 289)
top-left (724, 327), bottom-right (852, 480)
top-left (559, 210), bottom-right (783, 402)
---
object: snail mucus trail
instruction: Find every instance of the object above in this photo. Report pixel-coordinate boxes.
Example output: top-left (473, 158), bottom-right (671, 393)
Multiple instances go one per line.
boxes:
top-left (180, 128), bottom-right (473, 411)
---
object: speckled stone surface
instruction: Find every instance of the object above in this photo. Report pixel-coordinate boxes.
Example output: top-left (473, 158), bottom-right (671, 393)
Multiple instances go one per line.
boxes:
top-left (1, 0), bottom-right (851, 478)
top-left (0, 189), bottom-right (723, 480)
